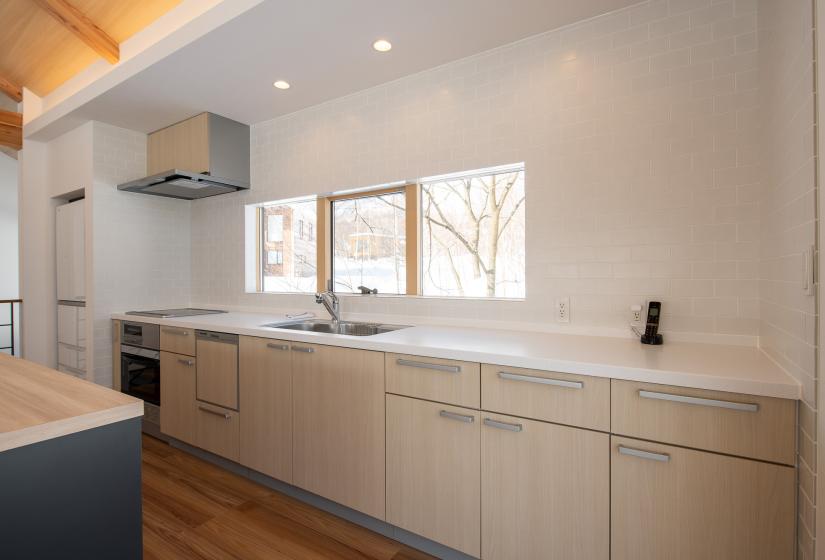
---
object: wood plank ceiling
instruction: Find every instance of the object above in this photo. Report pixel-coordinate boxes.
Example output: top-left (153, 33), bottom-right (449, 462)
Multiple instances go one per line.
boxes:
top-left (0, 0), bottom-right (181, 154)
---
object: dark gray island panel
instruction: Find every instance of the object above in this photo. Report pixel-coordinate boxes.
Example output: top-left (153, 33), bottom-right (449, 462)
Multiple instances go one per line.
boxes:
top-left (0, 417), bottom-right (142, 560)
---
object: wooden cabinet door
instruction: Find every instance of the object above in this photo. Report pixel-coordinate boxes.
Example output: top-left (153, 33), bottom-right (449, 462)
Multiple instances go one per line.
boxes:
top-left (386, 395), bottom-right (480, 556)
top-left (195, 334), bottom-right (239, 410)
top-left (159, 351), bottom-right (197, 444)
top-left (147, 113), bottom-right (210, 175)
top-left (239, 337), bottom-right (292, 483)
top-left (611, 436), bottom-right (795, 560)
top-left (292, 343), bottom-right (385, 520)
top-left (195, 402), bottom-right (240, 462)
top-left (482, 413), bottom-right (609, 560)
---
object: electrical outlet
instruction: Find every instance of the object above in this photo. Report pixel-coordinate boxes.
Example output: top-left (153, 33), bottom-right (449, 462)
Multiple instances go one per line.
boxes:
top-left (556, 297), bottom-right (570, 323)
top-left (631, 304), bottom-right (643, 324)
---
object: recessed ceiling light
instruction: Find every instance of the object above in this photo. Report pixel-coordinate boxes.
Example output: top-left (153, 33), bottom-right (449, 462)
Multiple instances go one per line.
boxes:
top-left (273, 80), bottom-right (290, 90)
top-left (372, 39), bottom-right (392, 52)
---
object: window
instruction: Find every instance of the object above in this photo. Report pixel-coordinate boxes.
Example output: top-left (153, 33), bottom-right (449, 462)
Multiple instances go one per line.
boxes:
top-left (331, 190), bottom-right (407, 295)
top-left (421, 167), bottom-right (525, 298)
top-left (249, 164), bottom-right (525, 298)
top-left (258, 198), bottom-right (317, 293)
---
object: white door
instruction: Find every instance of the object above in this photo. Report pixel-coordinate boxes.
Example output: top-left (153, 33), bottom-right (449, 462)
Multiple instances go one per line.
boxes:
top-left (56, 199), bottom-right (85, 302)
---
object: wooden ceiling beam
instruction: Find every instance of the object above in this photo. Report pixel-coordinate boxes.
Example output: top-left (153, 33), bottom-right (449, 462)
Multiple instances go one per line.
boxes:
top-left (33, 0), bottom-right (120, 64)
top-left (0, 76), bottom-right (23, 103)
top-left (0, 109), bottom-right (22, 151)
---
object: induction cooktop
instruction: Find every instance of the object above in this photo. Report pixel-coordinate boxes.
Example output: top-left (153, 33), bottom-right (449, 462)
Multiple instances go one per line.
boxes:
top-left (124, 308), bottom-right (228, 318)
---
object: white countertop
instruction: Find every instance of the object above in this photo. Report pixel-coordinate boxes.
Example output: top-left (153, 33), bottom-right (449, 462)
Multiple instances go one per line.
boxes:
top-left (112, 311), bottom-right (801, 400)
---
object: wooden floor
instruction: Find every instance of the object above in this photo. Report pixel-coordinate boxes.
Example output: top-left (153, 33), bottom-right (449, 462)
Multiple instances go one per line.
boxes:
top-left (142, 435), bottom-right (436, 560)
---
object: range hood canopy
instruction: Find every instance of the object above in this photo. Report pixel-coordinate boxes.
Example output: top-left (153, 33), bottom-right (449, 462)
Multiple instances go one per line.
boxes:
top-left (118, 169), bottom-right (249, 199)
top-left (117, 112), bottom-right (250, 200)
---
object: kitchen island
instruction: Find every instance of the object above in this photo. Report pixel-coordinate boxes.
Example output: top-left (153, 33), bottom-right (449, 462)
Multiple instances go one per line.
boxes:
top-left (0, 353), bottom-right (144, 559)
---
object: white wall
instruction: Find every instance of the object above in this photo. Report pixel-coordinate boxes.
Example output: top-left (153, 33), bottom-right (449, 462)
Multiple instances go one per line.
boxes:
top-left (0, 154), bottom-right (18, 299)
top-left (90, 122), bottom-right (192, 387)
top-left (190, 0), bottom-right (761, 344)
top-left (758, 1), bottom-right (818, 558)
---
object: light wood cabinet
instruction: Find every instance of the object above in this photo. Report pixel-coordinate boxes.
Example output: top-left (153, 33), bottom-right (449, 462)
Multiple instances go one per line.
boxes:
top-left (239, 336), bottom-right (292, 483)
top-left (481, 363), bottom-right (609, 430)
top-left (611, 380), bottom-right (796, 465)
top-left (160, 326), bottom-right (196, 356)
top-left (147, 113), bottom-right (210, 175)
top-left (195, 332), bottom-right (239, 410)
top-left (481, 412), bottom-right (610, 560)
top-left (112, 320), bottom-right (121, 390)
top-left (195, 402), bottom-right (240, 462)
top-left (292, 343), bottom-right (386, 520)
top-left (386, 395), bottom-right (480, 556)
top-left (159, 351), bottom-right (197, 444)
top-left (385, 353), bottom-right (480, 408)
top-left (611, 435), bottom-right (794, 560)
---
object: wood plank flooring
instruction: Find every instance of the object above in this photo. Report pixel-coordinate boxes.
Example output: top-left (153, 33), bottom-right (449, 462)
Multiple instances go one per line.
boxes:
top-left (142, 435), bottom-right (436, 560)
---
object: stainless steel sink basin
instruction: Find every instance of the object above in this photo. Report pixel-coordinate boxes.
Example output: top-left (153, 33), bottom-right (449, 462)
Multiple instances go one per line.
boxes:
top-left (262, 319), bottom-right (410, 336)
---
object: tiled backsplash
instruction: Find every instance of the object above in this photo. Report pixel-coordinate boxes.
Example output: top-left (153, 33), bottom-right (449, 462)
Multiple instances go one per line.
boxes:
top-left (192, 0), bottom-right (763, 343)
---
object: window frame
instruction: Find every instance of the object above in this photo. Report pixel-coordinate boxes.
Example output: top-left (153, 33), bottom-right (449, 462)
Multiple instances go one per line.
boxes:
top-left (316, 184), bottom-right (419, 295)
top-left (253, 163), bottom-right (524, 298)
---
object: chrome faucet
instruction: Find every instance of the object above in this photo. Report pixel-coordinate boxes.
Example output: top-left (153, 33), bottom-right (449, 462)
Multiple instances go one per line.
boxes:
top-left (315, 289), bottom-right (340, 322)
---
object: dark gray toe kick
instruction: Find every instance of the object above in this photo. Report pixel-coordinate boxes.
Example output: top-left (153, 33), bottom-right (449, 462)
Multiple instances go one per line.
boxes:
top-left (0, 417), bottom-right (143, 560)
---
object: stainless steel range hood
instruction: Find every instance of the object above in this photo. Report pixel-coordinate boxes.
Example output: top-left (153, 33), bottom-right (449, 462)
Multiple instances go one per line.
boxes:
top-left (117, 113), bottom-right (250, 200)
top-left (118, 169), bottom-right (248, 199)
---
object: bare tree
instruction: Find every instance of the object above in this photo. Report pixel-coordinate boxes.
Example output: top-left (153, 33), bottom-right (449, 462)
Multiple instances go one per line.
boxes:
top-left (422, 171), bottom-right (525, 297)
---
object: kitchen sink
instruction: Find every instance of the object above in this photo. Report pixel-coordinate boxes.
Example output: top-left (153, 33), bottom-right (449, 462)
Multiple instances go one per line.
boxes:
top-left (262, 319), bottom-right (410, 336)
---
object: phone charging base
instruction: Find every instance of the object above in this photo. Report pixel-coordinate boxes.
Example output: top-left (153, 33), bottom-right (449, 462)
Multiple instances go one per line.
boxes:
top-left (641, 333), bottom-right (664, 345)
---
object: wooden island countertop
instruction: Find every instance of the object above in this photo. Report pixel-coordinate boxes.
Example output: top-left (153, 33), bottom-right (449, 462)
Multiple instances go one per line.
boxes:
top-left (0, 353), bottom-right (143, 452)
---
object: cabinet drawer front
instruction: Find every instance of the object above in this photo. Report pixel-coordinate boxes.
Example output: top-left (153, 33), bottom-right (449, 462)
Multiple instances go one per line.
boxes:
top-left (482, 413), bottom-right (609, 560)
top-left (195, 402), bottom-right (240, 462)
top-left (611, 436), bottom-right (794, 560)
top-left (160, 351), bottom-right (197, 444)
top-left (160, 326), bottom-right (196, 356)
top-left (387, 395), bottom-right (480, 557)
top-left (611, 380), bottom-right (795, 465)
top-left (482, 365), bottom-right (609, 431)
top-left (386, 353), bottom-right (480, 408)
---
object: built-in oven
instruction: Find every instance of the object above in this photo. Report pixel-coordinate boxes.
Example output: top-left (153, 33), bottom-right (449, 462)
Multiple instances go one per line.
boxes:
top-left (120, 321), bottom-right (162, 437)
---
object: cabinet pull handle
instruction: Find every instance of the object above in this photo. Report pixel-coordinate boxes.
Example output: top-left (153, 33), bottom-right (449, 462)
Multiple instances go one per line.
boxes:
top-left (498, 371), bottom-right (583, 389)
top-left (267, 343), bottom-right (289, 350)
top-left (292, 346), bottom-right (315, 353)
top-left (396, 358), bottom-right (460, 373)
top-left (483, 418), bottom-right (523, 432)
top-left (163, 328), bottom-right (189, 336)
top-left (638, 390), bottom-right (759, 412)
top-left (178, 358), bottom-right (194, 366)
top-left (618, 445), bottom-right (670, 463)
top-left (439, 410), bottom-right (475, 423)
top-left (198, 405), bottom-right (231, 420)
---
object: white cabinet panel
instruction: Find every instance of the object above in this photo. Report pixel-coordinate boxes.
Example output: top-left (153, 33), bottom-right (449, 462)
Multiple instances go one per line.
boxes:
top-left (56, 200), bottom-right (85, 302)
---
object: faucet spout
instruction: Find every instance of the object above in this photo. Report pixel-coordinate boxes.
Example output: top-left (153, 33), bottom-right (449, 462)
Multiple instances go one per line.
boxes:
top-left (315, 290), bottom-right (341, 322)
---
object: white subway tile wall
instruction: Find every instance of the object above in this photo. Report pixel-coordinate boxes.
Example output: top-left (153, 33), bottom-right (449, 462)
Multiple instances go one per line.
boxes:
top-left (191, 0), bottom-right (764, 342)
top-left (91, 122), bottom-right (192, 387)
top-left (758, 1), bottom-right (817, 557)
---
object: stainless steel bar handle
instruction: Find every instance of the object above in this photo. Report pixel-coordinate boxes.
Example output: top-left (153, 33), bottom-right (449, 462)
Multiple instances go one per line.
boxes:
top-left (178, 358), bottom-right (194, 366)
top-left (267, 343), bottom-right (289, 350)
top-left (483, 418), bottom-right (523, 432)
top-left (163, 328), bottom-right (189, 336)
top-left (198, 405), bottom-right (230, 420)
top-left (498, 371), bottom-right (583, 389)
top-left (618, 445), bottom-right (670, 463)
top-left (396, 358), bottom-right (461, 373)
top-left (292, 346), bottom-right (315, 353)
top-left (439, 410), bottom-right (475, 423)
top-left (638, 390), bottom-right (759, 412)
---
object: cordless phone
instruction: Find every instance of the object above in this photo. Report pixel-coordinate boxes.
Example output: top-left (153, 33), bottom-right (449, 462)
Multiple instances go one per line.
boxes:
top-left (640, 301), bottom-right (663, 345)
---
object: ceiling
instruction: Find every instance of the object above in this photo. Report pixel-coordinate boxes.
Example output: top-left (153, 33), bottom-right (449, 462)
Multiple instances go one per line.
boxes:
top-left (0, 0), bottom-right (182, 97)
top-left (61, 0), bottom-right (641, 133)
